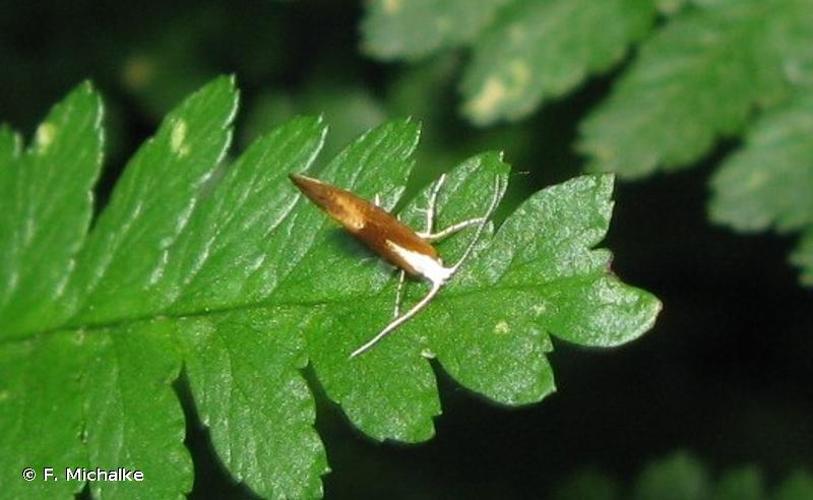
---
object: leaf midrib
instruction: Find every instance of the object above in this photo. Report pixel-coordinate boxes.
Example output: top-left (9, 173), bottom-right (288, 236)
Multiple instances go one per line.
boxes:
top-left (1, 272), bottom-right (593, 346)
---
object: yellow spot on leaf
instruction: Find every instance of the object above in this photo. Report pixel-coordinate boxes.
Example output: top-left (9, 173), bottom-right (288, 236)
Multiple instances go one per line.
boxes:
top-left (494, 320), bottom-right (510, 334)
top-left (35, 123), bottom-right (56, 153)
top-left (466, 59), bottom-right (532, 122)
top-left (72, 330), bottom-right (86, 345)
top-left (509, 59), bottom-right (530, 90)
top-left (466, 77), bottom-right (507, 121)
top-left (170, 119), bottom-right (190, 157)
top-left (382, 0), bottom-right (401, 14)
top-left (657, 0), bottom-right (682, 14)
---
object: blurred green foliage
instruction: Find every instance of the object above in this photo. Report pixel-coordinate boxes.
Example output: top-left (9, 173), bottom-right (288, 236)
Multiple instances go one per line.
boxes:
top-left (361, 0), bottom-right (813, 284)
top-left (553, 452), bottom-right (813, 500)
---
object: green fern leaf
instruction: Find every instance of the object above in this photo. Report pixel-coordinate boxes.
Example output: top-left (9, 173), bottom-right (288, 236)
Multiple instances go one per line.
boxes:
top-left (362, 0), bottom-right (661, 125)
top-left (0, 77), bottom-right (659, 498)
top-left (580, 0), bottom-right (813, 178)
top-left (461, 0), bottom-right (655, 125)
top-left (709, 91), bottom-right (813, 285)
top-left (775, 471), bottom-right (813, 500)
top-left (361, 0), bottom-right (509, 61)
top-left (791, 230), bottom-right (813, 285)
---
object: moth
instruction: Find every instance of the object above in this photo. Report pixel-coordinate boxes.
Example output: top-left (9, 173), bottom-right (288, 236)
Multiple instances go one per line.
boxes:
top-left (290, 172), bottom-right (502, 358)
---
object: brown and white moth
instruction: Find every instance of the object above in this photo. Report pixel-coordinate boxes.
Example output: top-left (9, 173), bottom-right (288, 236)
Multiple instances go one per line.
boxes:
top-left (290, 172), bottom-right (502, 358)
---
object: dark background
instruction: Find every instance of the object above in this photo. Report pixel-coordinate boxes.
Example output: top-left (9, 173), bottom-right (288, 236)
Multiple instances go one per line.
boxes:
top-left (2, 1), bottom-right (811, 498)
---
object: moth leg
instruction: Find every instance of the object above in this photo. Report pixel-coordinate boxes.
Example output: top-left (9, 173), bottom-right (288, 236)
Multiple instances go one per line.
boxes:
top-left (373, 193), bottom-right (382, 207)
top-left (392, 269), bottom-right (406, 318)
top-left (383, 175), bottom-right (444, 339)
top-left (417, 217), bottom-right (485, 242)
top-left (351, 280), bottom-right (444, 358)
top-left (415, 173), bottom-right (489, 241)
top-left (350, 176), bottom-right (504, 359)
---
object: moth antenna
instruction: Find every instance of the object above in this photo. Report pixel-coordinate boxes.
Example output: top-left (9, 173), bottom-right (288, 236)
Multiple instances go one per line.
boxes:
top-left (425, 173), bottom-right (447, 233)
top-left (449, 175), bottom-right (503, 275)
